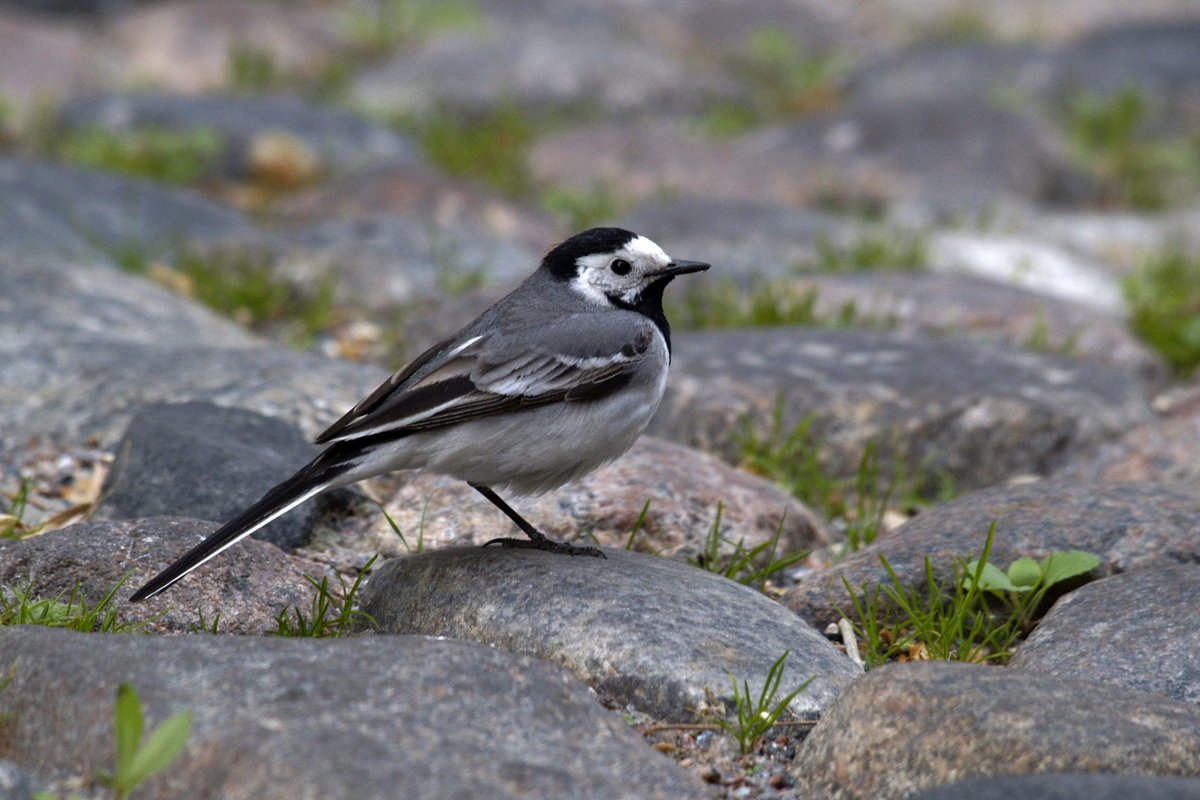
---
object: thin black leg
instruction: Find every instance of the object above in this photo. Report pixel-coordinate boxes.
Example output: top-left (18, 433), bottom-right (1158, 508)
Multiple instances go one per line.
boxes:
top-left (471, 484), bottom-right (605, 558)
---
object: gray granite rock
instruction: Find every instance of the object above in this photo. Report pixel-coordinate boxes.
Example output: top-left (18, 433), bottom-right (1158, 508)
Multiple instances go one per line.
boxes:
top-left (1010, 563), bottom-right (1200, 705)
top-left (785, 479), bottom-right (1200, 629)
top-left (360, 546), bottom-right (860, 721)
top-left (657, 327), bottom-right (1152, 490)
top-left (795, 661), bottom-right (1200, 800)
top-left (0, 762), bottom-right (31, 800)
top-left (0, 250), bottom-right (385, 449)
top-left (0, 11), bottom-right (89, 110)
top-left (0, 626), bottom-right (704, 800)
top-left (1059, 384), bottom-right (1200, 484)
top-left (98, 401), bottom-right (338, 550)
top-left (0, 158), bottom-right (256, 265)
top-left (1051, 22), bottom-right (1200, 130)
top-left (350, 4), bottom-right (731, 117)
top-left (59, 91), bottom-right (420, 178)
top-left (99, 0), bottom-right (345, 93)
top-left (0, 517), bottom-right (321, 634)
top-left (777, 271), bottom-right (1168, 387)
top-left (912, 771), bottom-right (1200, 800)
top-left (616, 198), bottom-right (861, 282)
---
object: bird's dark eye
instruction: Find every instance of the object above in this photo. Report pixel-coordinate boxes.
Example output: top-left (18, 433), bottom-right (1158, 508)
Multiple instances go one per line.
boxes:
top-left (610, 259), bottom-right (632, 276)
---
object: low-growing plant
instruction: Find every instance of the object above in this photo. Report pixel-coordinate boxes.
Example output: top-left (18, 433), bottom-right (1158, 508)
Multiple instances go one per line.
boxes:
top-left (0, 478), bottom-right (40, 540)
top-left (95, 683), bottom-right (192, 800)
top-left (55, 125), bottom-right (222, 185)
top-left (1124, 248), bottom-right (1200, 376)
top-left (668, 279), bottom-right (856, 331)
top-left (0, 577), bottom-right (147, 633)
top-left (190, 609), bottom-right (221, 635)
top-left (380, 502), bottom-right (431, 554)
top-left (740, 404), bottom-right (956, 555)
top-left (342, 0), bottom-right (483, 55)
top-left (717, 650), bottom-right (813, 754)
top-left (961, 547), bottom-right (1099, 632)
top-left (702, 25), bottom-right (848, 135)
top-left (227, 43), bottom-right (279, 90)
top-left (842, 443), bottom-right (892, 553)
top-left (740, 407), bottom-right (840, 517)
top-left (269, 556), bottom-right (378, 637)
top-left (1067, 86), bottom-right (1200, 210)
top-left (541, 181), bottom-right (622, 230)
top-left (843, 524), bottom-right (1100, 667)
top-left (406, 102), bottom-right (535, 196)
top-left (118, 247), bottom-right (336, 348)
top-left (688, 504), bottom-right (808, 591)
top-left (622, 498), bottom-right (655, 553)
top-left (806, 231), bottom-right (927, 273)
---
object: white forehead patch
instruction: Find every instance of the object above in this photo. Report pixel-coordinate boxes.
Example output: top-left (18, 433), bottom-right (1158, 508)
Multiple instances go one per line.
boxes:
top-left (624, 235), bottom-right (670, 265)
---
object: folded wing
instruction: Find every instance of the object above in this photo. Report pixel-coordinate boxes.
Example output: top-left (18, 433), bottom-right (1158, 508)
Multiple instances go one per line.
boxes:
top-left (315, 314), bottom-right (655, 445)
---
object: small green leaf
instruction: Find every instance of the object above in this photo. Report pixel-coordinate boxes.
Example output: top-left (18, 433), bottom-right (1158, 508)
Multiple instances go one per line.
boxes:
top-left (113, 683), bottom-right (144, 782)
top-left (126, 710), bottom-right (193, 788)
top-left (1039, 550), bottom-right (1100, 588)
top-left (962, 561), bottom-right (1028, 593)
top-left (1006, 557), bottom-right (1043, 588)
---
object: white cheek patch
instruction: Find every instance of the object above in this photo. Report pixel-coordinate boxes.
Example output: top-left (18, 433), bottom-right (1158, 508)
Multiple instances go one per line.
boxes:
top-left (569, 271), bottom-right (615, 306)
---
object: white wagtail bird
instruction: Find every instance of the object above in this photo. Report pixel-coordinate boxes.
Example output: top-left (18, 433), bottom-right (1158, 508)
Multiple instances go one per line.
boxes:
top-left (130, 228), bottom-right (709, 601)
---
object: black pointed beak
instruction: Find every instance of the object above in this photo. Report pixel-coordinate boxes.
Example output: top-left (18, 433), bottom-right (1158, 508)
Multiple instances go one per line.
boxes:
top-left (655, 259), bottom-right (710, 278)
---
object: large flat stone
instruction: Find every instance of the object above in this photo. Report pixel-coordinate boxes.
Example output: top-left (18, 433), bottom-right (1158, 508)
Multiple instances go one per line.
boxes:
top-left (0, 627), bottom-right (704, 799)
top-left (795, 661), bottom-right (1200, 800)
top-left (360, 546), bottom-right (861, 722)
top-left (657, 327), bottom-right (1152, 491)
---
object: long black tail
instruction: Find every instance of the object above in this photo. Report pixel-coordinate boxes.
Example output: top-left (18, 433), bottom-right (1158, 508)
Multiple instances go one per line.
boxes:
top-left (129, 457), bottom-right (338, 602)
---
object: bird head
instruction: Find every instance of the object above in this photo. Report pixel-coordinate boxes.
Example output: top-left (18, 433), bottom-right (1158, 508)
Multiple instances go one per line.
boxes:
top-left (542, 227), bottom-right (709, 308)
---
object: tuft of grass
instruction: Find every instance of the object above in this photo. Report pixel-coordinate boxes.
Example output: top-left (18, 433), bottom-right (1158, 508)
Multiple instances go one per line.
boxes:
top-left (190, 609), bottom-right (221, 635)
top-left (702, 25), bottom-right (848, 135)
top-left (842, 524), bottom-right (1100, 667)
top-left (227, 43), bottom-right (279, 90)
top-left (688, 504), bottom-right (808, 592)
top-left (1067, 86), bottom-right (1200, 210)
top-left (342, 0), bottom-right (483, 56)
top-left (541, 181), bottom-right (622, 230)
top-left (96, 683), bottom-right (192, 800)
top-left (739, 403), bottom-right (956, 555)
top-left (269, 556), bottom-right (378, 637)
top-left (405, 102), bottom-right (535, 196)
top-left (806, 232), bottom-right (927, 273)
top-left (0, 478), bottom-right (41, 540)
top-left (717, 651), bottom-right (813, 755)
top-left (55, 125), bottom-right (222, 185)
top-left (622, 499), bottom-right (656, 553)
top-left (0, 577), bottom-right (148, 633)
top-left (668, 279), bottom-right (863, 331)
top-left (119, 247), bottom-right (336, 349)
top-left (740, 407), bottom-right (840, 517)
top-left (380, 502), bottom-right (430, 554)
top-left (1124, 248), bottom-right (1200, 376)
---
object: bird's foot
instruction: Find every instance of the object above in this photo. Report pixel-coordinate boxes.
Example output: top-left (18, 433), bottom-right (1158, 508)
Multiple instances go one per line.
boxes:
top-left (482, 535), bottom-right (606, 558)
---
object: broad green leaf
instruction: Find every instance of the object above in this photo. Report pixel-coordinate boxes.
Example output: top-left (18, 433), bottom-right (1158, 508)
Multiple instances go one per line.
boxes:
top-left (1039, 550), bottom-right (1100, 588)
top-left (126, 710), bottom-right (193, 788)
top-left (113, 684), bottom-right (144, 781)
top-left (1006, 557), bottom-right (1043, 588)
top-left (962, 561), bottom-right (1028, 593)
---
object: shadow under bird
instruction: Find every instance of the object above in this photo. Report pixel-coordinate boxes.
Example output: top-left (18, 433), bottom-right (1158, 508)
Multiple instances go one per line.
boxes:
top-left (130, 227), bottom-right (709, 601)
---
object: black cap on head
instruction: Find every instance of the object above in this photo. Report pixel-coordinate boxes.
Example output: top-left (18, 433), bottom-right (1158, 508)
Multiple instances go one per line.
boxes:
top-left (542, 227), bottom-right (638, 281)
